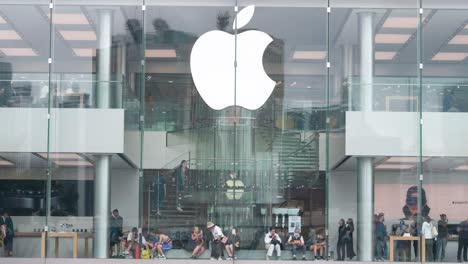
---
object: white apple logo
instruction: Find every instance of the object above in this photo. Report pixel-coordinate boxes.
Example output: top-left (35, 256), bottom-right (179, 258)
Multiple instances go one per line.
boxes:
top-left (190, 5), bottom-right (275, 110)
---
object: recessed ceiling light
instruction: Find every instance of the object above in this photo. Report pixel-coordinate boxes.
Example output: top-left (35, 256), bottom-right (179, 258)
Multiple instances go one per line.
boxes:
top-left (72, 48), bottom-right (96, 57)
top-left (293, 51), bottom-right (326, 60)
top-left (145, 49), bottom-right (177, 58)
top-left (0, 30), bottom-right (22, 40)
top-left (375, 34), bottom-right (411, 44)
top-left (376, 164), bottom-right (416, 170)
top-left (375, 51), bottom-right (397, 60)
top-left (37, 153), bottom-right (83, 160)
top-left (448, 35), bottom-right (468, 45)
top-left (49, 13), bottom-right (89, 25)
top-left (432, 52), bottom-right (468, 61)
top-left (0, 48), bottom-right (37, 56)
top-left (0, 159), bottom-right (14, 166)
top-left (53, 160), bottom-right (93, 166)
top-left (382, 17), bottom-right (419, 29)
top-left (60, 30), bottom-right (96, 41)
top-left (385, 157), bottom-right (430, 163)
top-left (454, 165), bottom-right (468, 171)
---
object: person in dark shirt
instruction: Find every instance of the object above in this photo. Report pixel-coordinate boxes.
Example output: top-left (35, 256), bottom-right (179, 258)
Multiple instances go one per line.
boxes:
top-left (436, 214), bottom-right (449, 261)
top-left (109, 209), bottom-right (124, 257)
top-left (337, 219), bottom-right (347, 261)
top-left (152, 175), bottom-right (166, 216)
top-left (457, 218), bottom-right (468, 262)
top-left (375, 214), bottom-right (388, 261)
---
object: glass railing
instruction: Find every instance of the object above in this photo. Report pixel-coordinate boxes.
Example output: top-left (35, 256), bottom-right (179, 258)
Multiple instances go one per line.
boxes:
top-left (348, 76), bottom-right (468, 112)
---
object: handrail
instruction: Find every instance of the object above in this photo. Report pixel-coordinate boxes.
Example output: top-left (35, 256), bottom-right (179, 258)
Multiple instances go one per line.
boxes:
top-left (285, 132), bottom-right (320, 159)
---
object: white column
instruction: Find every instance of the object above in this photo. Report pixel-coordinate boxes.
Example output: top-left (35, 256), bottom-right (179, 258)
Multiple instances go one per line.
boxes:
top-left (94, 9), bottom-right (113, 259)
top-left (357, 12), bottom-right (375, 262)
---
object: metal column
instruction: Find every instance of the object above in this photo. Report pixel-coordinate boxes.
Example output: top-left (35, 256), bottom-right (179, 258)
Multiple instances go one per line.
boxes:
top-left (357, 12), bottom-right (375, 262)
top-left (94, 9), bottom-right (113, 259)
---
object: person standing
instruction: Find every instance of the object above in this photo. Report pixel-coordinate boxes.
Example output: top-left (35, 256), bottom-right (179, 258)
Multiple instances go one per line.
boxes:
top-left (176, 160), bottom-right (188, 212)
top-left (207, 222), bottom-right (225, 260)
top-left (152, 174), bottom-right (166, 216)
top-left (375, 214), bottom-right (388, 261)
top-left (264, 227), bottom-right (282, 260)
top-left (421, 216), bottom-right (435, 262)
top-left (337, 219), bottom-right (347, 261)
top-left (346, 218), bottom-right (356, 260)
top-left (2, 211), bottom-right (14, 257)
top-left (436, 214), bottom-right (448, 261)
top-left (457, 218), bottom-right (468, 263)
top-left (287, 227), bottom-right (306, 260)
top-left (109, 209), bottom-right (124, 257)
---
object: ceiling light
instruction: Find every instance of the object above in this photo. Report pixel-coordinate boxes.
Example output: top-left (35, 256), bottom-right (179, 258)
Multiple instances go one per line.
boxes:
top-left (385, 157), bottom-right (430, 163)
top-left (145, 49), bottom-right (177, 58)
top-left (0, 48), bottom-right (37, 56)
top-left (375, 34), bottom-right (411, 44)
top-left (293, 51), bottom-right (326, 60)
top-left (0, 16), bottom-right (6, 24)
top-left (73, 48), bottom-right (96, 57)
top-left (382, 17), bottom-right (419, 29)
top-left (49, 13), bottom-right (89, 25)
top-left (454, 165), bottom-right (468, 171)
top-left (376, 164), bottom-right (416, 170)
top-left (375, 52), bottom-right (397, 60)
top-left (60, 30), bottom-right (96, 41)
top-left (0, 30), bottom-right (22, 40)
top-left (53, 160), bottom-right (93, 166)
top-left (448, 35), bottom-right (468, 45)
top-left (432, 52), bottom-right (468, 61)
top-left (37, 153), bottom-right (83, 160)
top-left (0, 159), bottom-right (14, 166)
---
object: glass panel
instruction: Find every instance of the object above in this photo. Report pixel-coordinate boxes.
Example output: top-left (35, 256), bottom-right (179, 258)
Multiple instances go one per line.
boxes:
top-left (422, 1), bottom-right (468, 263)
top-left (143, 0), bottom-right (236, 261)
top-left (329, 0), bottom-right (421, 262)
top-left (48, 0), bottom-right (143, 259)
top-left (234, 0), bottom-right (327, 261)
top-left (0, 0), bottom-right (50, 260)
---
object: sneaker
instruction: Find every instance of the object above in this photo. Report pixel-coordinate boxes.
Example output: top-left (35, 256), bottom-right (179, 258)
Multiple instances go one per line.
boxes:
top-left (320, 256), bottom-right (325, 260)
top-left (211, 257), bottom-right (218, 260)
top-left (266, 256), bottom-right (271, 260)
top-left (122, 251), bottom-right (129, 255)
top-left (226, 257), bottom-right (232, 260)
top-left (218, 257), bottom-right (223, 260)
top-left (176, 206), bottom-right (184, 212)
top-left (293, 254), bottom-right (297, 260)
top-left (160, 255), bottom-right (167, 259)
top-left (302, 256), bottom-right (307, 260)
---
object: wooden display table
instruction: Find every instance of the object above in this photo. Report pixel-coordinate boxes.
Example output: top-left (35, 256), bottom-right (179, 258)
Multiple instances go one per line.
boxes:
top-left (389, 236), bottom-right (426, 262)
top-left (40, 232), bottom-right (94, 258)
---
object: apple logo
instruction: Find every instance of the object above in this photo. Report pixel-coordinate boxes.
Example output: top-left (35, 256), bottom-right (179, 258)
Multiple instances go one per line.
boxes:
top-left (190, 5), bottom-right (275, 110)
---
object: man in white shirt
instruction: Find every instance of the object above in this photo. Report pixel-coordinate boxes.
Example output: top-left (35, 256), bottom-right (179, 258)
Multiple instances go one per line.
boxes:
top-left (421, 216), bottom-right (435, 261)
top-left (207, 221), bottom-right (225, 260)
top-left (264, 227), bottom-right (282, 260)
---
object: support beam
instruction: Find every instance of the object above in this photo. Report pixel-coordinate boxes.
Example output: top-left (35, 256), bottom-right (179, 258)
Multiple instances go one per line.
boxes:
top-left (357, 11), bottom-right (375, 262)
top-left (94, 9), bottom-right (113, 259)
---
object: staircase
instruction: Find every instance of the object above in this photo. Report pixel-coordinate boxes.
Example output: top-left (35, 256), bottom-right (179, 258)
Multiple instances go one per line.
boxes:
top-left (271, 132), bottom-right (320, 187)
top-left (148, 169), bottom-right (204, 233)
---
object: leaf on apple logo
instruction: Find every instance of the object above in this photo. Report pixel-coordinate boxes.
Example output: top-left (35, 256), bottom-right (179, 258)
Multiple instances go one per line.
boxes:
top-left (233, 5), bottom-right (255, 30)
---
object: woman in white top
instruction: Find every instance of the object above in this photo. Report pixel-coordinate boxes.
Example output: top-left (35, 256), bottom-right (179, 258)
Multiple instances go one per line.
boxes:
top-left (207, 221), bottom-right (225, 260)
top-left (421, 216), bottom-right (435, 262)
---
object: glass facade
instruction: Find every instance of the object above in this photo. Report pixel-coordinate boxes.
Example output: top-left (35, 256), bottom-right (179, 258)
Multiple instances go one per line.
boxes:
top-left (0, 0), bottom-right (468, 263)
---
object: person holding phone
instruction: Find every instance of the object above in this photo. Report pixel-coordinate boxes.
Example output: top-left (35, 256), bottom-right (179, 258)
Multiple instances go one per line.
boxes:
top-left (264, 227), bottom-right (282, 260)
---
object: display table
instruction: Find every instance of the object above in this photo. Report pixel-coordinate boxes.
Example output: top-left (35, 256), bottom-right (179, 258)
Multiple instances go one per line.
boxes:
top-left (40, 232), bottom-right (94, 258)
top-left (389, 236), bottom-right (426, 262)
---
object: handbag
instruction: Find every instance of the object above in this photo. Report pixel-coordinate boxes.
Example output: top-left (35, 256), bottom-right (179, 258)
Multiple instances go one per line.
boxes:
top-left (431, 225), bottom-right (438, 237)
top-left (220, 236), bottom-right (228, 244)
